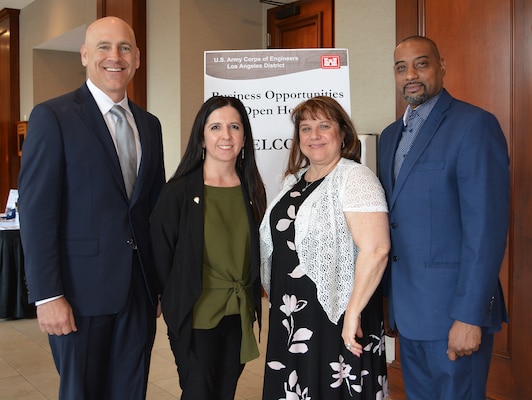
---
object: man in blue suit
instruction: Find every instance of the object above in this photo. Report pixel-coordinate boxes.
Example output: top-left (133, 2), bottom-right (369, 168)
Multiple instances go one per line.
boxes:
top-left (378, 36), bottom-right (509, 399)
top-left (18, 17), bottom-right (165, 399)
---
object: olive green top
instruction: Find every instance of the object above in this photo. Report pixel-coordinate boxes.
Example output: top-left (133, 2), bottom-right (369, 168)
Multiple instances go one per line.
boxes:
top-left (192, 185), bottom-right (258, 363)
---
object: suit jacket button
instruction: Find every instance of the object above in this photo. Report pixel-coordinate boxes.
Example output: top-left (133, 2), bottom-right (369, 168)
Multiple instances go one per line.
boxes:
top-left (392, 256), bottom-right (399, 262)
top-left (391, 223), bottom-right (397, 229)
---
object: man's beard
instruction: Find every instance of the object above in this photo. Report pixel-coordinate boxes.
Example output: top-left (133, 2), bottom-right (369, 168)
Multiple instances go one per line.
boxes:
top-left (402, 84), bottom-right (428, 106)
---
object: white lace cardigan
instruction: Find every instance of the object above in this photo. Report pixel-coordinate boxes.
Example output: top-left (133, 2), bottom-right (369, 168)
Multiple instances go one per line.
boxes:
top-left (259, 158), bottom-right (388, 324)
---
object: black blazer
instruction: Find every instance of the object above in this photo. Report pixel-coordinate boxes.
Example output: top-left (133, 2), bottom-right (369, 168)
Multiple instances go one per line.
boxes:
top-left (150, 167), bottom-right (262, 349)
top-left (18, 83), bottom-right (166, 315)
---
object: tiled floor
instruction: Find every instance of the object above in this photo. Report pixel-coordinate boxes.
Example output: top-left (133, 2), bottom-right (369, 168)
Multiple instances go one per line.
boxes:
top-left (0, 299), bottom-right (269, 400)
top-left (0, 298), bottom-right (395, 400)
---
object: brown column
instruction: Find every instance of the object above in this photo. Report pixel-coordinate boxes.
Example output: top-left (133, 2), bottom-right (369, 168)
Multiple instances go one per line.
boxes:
top-left (97, 0), bottom-right (147, 109)
top-left (0, 8), bottom-right (21, 204)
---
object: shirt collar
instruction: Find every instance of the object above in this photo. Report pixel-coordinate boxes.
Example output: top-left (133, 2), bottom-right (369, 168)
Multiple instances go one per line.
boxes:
top-left (402, 90), bottom-right (443, 126)
top-left (86, 79), bottom-right (131, 116)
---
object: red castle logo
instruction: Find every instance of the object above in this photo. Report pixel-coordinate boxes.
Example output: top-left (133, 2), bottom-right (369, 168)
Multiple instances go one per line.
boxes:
top-left (321, 55), bottom-right (340, 69)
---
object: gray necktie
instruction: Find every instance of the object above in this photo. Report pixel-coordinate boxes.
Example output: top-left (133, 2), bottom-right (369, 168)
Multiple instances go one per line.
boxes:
top-left (110, 105), bottom-right (137, 199)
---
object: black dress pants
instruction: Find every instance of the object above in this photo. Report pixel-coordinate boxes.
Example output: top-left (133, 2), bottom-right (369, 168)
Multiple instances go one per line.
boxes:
top-left (169, 314), bottom-right (245, 400)
top-left (49, 258), bottom-right (156, 400)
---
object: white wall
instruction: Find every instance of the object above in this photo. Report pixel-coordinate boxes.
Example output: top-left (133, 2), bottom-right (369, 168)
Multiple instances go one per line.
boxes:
top-left (147, 1), bottom-right (181, 178)
top-left (336, 1), bottom-right (396, 135)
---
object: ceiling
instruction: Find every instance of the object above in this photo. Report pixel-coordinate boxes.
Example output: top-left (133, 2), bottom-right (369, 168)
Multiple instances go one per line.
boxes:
top-left (1, 0), bottom-right (84, 52)
top-left (0, 0), bottom-right (35, 9)
top-left (34, 24), bottom-right (86, 52)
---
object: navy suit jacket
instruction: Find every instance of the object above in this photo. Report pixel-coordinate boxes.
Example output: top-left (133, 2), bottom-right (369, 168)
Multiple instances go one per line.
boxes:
top-left (18, 83), bottom-right (165, 316)
top-left (378, 89), bottom-right (509, 340)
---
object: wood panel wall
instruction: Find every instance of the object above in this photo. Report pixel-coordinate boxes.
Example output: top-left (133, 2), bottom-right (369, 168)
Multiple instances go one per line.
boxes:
top-left (391, 0), bottom-right (532, 398)
top-left (0, 8), bottom-right (20, 208)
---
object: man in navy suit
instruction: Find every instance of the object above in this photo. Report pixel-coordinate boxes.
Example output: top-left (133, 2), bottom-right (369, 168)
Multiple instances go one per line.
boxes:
top-left (18, 17), bottom-right (165, 399)
top-left (378, 36), bottom-right (509, 399)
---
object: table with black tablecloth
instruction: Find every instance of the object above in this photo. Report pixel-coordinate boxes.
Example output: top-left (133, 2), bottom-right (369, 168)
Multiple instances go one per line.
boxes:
top-left (0, 229), bottom-right (36, 319)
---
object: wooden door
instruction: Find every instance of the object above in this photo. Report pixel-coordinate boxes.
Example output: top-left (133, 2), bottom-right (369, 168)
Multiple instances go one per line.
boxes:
top-left (390, 0), bottom-right (532, 398)
top-left (267, 0), bottom-right (334, 48)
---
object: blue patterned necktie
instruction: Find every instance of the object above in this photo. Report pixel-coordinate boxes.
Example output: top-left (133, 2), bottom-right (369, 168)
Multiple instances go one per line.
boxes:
top-left (393, 109), bottom-right (422, 180)
top-left (110, 105), bottom-right (137, 199)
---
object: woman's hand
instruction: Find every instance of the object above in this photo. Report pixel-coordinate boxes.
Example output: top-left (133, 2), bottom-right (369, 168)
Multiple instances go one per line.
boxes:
top-left (341, 312), bottom-right (363, 357)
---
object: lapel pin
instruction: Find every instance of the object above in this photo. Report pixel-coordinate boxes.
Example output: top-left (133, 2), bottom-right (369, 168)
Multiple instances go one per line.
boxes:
top-left (193, 197), bottom-right (200, 204)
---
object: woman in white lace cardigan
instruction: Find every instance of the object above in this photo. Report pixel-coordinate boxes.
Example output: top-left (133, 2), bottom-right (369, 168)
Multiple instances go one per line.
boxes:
top-left (260, 96), bottom-right (390, 400)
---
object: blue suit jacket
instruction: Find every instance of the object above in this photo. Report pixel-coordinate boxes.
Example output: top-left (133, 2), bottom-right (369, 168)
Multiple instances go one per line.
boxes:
top-left (18, 83), bottom-right (165, 316)
top-left (378, 89), bottom-right (509, 340)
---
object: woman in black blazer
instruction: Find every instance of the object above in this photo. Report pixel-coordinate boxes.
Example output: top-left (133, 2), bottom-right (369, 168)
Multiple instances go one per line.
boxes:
top-left (150, 96), bottom-right (266, 400)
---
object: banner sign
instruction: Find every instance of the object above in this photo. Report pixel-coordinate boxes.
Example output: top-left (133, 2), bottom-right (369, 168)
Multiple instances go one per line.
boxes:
top-left (205, 49), bottom-right (350, 202)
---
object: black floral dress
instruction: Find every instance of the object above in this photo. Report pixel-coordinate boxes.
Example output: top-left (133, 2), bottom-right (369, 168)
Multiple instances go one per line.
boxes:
top-left (262, 176), bottom-right (388, 400)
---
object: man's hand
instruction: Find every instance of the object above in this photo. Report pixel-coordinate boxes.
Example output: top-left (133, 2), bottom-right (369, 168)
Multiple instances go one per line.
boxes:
top-left (447, 320), bottom-right (481, 361)
top-left (36, 297), bottom-right (77, 336)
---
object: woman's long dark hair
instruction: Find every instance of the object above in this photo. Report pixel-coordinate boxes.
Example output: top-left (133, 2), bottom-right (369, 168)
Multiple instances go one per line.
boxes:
top-left (171, 96), bottom-right (266, 221)
top-left (285, 96), bottom-right (360, 177)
